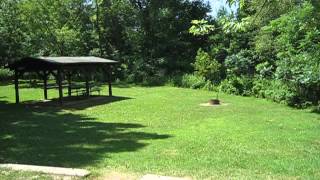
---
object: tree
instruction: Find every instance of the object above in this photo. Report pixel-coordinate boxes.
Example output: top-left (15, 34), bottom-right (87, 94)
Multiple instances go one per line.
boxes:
top-left (194, 48), bottom-right (221, 83)
top-left (0, 0), bottom-right (26, 66)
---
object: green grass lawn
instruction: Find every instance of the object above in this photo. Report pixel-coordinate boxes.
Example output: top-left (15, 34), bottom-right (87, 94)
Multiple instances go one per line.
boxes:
top-left (0, 83), bottom-right (319, 179)
top-left (0, 168), bottom-right (53, 180)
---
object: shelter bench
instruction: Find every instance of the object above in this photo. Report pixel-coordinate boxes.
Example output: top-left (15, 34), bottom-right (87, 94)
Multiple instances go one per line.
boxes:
top-left (58, 84), bottom-right (102, 96)
top-left (47, 83), bottom-right (68, 89)
top-left (90, 86), bottom-right (102, 95)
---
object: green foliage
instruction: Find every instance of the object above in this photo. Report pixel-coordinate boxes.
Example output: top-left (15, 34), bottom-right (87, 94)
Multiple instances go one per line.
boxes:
top-left (189, 19), bottom-right (215, 36)
top-left (261, 2), bottom-right (320, 104)
top-left (220, 76), bottom-right (303, 106)
top-left (0, 0), bottom-right (26, 65)
top-left (252, 78), bottom-right (305, 106)
top-left (227, 0), bottom-right (245, 9)
top-left (1, 0), bottom-right (319, 108)
top-left (255, 62), bottom-right (274, 78)
top-left (0, 0), bottom-right (210, 75)
top-left (193, 49), bottom-right (221, 83)
top-left (181, 74), bottom-right (207, 89)
top-left (0, 68), bottom-right (13, 81)
top-left (219, 76), bottom-right (309, 107)
top-left (190, 1), bottom-right (319, 107)
top-left (55, 26), bottom-right (81, 56)
top-left (311, 103), bottom-right (320, 113)
top-left (126, 0), bottom-right (210, 75)
top-left (202, 80), bottom-right (215, 91)
top-left (166, 73), bottom-right (216, 91)
top-left (219, 78), bottom-right (238, 95)
top-left (225, 49), bottom-right (257, 76)
top-left (220, 76), bottom-right (253, 96)
top-left (165, 73), bottom-right (210, 90)
top-left (219, 16), bottom-right (251, 33)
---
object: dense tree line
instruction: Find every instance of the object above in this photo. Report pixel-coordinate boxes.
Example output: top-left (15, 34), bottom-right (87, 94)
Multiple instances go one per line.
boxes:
top-left (189, 0), bottom-right (319, 107)
top-left (0, 0), bottom-right (319, 107)
top-left (0, 0), bottom-right (210, 81)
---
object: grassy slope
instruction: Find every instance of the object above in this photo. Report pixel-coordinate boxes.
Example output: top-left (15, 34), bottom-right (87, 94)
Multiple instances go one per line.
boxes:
top-left (0, 84), bottom-right (319, 179)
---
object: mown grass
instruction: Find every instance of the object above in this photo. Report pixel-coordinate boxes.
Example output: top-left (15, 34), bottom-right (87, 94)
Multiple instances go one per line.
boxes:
top-left (0, 83), bottom-right (319, 179)
top-left (0, 168), bottom-right (53, 180)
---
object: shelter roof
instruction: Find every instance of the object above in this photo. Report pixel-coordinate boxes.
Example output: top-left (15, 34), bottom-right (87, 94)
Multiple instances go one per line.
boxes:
top-left (8, 56), bottom-right (118, 71)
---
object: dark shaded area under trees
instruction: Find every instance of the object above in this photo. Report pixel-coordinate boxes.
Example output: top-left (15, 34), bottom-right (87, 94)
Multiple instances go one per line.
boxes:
top-left (0, 0), bottom-right (210, 82)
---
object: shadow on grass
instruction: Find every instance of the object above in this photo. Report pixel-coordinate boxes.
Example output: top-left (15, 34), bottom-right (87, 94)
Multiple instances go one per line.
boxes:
top-left (24, 95), bottom-right (132, 110)
top-left (0, 100), bottom-right (171, 168)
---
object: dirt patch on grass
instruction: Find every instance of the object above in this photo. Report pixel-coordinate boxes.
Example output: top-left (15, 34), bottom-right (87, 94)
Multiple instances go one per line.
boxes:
top-left (200, 102), bottom-right (229, 107)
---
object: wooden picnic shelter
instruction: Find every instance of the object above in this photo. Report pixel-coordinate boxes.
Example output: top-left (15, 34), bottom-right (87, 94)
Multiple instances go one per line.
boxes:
top-left (8, 56), bottom-right (118, 104)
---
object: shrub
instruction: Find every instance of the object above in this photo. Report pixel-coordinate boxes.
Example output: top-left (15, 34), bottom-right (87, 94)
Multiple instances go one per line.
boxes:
top-left (202, 80), bottom-right (215, 91)
top-left (220, 76), bottom-right (253, 96)
top-left (311, 103), bottom-right (320, 113)
top-left (275, 52), bottom-right (320, 104)
top-left (252, 78), bottom-right (269, 98)
top-left (0, 68), bottom-right (13, 81)
top-left (265, 81), bottom-right (300, 106)
top-left (225, 49), bottom-right (257, 76)
top-left (165, 75), bottom-right (182, 87)
top-left (181, 74), bottom-right (206, 89)
top-left (139, 68), bottom-right (168, 86)
top-left (142, 74), bottom-right (167, 86)
top-left (220, 79), bottom-right (239, 95)
top-left (252, 78), bottom-right (303, 106)
top-left (256, 62), bottom-right (274, 79)
top-left (166, 74), bottom-right (216, 91)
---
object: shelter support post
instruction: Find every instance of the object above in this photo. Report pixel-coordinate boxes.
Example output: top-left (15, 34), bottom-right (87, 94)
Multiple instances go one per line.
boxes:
top-left (14, 69), bottom-right (20, 104)
top-left (85, 74), bottom-right (90, 97)
top-left (43, 71), bottom-right (48, 100)
top-left (57, 69), bottom-right (63, 104)
top-left (107, 65), bottom-right (112, 97)
top-left (67, 73), bottom-right (72, 97)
